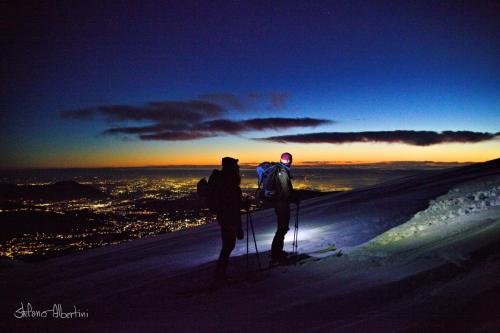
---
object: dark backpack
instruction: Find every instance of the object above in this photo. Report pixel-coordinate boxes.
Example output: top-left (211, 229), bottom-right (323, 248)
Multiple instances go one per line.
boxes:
top-left (196, 169), bottom-right (221, 212)
top-left (256, 162), bottom-right (279, 200)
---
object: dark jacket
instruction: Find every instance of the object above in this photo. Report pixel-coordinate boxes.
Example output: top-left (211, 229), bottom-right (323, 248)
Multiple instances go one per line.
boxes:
top-left (212, 170), bottom-right (242, 228)
top-left (275, 164), bottom-right (293, 201)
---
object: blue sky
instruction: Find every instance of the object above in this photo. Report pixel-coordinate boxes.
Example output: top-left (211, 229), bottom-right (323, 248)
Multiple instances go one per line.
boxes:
top-left (1, 1), bottom-right (499, 168)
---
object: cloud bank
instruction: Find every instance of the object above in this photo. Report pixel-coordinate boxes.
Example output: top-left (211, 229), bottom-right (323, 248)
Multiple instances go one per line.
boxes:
top-left (258, 130), bottom-right (500, 146)
top-left (62, 94), bottom-right (332, 141)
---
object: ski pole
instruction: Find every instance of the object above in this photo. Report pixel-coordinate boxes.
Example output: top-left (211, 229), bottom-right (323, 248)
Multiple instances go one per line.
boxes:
top-left (246, 210), bottom-right (249, 272)
top-left (294, 201), bottom-right (300, 255)
top-left (248, 210), bottom-right (262, 270)
top-left (292, 206), bottom-right (295, 254)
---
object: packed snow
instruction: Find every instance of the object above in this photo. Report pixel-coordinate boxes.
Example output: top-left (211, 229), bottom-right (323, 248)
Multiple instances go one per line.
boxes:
top-left (364, 175), bottom-right (500, 255)
top-left (1, 159), bottom-right (499, 332)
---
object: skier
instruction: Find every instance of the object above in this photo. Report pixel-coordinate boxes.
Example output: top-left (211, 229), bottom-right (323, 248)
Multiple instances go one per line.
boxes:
top-left (210, 157), bottom-right (244, 281)
top-left (270, 152), bottom-right (297, 264)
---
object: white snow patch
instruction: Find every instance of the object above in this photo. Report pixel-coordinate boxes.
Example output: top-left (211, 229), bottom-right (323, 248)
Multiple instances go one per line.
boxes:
top-left (362, 176), bottom-right (500, 256)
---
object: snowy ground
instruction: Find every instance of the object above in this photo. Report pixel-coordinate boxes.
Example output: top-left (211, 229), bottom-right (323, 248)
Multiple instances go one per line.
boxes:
top-left (363, 175), bottom-right (499, 256)
top-left (1, 159), bottom-right (499, 332)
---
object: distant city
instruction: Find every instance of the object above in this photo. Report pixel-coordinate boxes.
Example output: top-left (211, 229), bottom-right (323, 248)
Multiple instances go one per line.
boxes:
top-left (0, 165), bottom-right (450, 260)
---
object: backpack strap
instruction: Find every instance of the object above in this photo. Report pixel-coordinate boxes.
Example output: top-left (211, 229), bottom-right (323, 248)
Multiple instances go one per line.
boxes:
top-left (256, 162), bottom-right (274, 188)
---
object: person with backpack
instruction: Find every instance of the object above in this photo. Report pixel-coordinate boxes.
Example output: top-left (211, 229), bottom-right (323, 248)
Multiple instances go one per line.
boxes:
top-left (256, 152), bottom-right (298, 264)
top-left (208, 157), bottom-right (244, 281)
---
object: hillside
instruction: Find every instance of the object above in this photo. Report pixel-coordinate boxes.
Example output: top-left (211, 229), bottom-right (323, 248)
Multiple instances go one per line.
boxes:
top-left (0, 180), bottom-right (107, 202)
top-left (1, 159), bottom-right (499, 332)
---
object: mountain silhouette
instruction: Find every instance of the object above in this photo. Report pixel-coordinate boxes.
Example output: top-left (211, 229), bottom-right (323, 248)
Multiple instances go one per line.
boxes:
top-left (0, 180), bottom-right (107, 201)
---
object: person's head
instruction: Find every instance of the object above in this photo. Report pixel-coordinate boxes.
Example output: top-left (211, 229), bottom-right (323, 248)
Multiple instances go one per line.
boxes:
top-left (280, 152), bottom-right (293, 167)
top-left (221, 156), bottom-right (240, 184)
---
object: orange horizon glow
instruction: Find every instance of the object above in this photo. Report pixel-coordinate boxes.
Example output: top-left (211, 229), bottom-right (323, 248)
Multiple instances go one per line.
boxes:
top-left (4, 139), bottom-right (499, 169)
top-left (6, 155), bottom-right (498, 170)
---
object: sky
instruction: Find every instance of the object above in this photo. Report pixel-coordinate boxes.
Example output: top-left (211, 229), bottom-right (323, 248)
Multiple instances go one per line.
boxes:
top-left (1, 0), bottom-right (499, 168)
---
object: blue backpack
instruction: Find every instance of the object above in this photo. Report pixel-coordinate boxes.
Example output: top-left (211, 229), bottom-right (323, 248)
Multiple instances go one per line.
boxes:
top-left (256, 162), bottom-right (280, 200)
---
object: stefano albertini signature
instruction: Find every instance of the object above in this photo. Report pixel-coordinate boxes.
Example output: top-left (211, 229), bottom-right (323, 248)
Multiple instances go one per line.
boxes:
top-left (14, 302), bottom-right (89, 319)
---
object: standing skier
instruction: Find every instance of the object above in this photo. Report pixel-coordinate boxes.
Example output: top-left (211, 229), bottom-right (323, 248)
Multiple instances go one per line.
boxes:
top-left (270, 152), bottom-right (296, 264)
top-left (210, 157), bottom-right (244, 281)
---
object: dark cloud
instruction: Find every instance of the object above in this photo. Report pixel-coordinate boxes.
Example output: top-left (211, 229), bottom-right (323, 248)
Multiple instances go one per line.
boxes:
top-left (60, 108), bottom-right (97, 120)
top-left (198, 93), bottom-right (244, 110)
top-left (248, 92), bottom-right (262, 102)
top-left (62, 92), bottom-right (292, 124)
top-left (101, 124), bottom-right (167, 136)
top-left (101, 117), bottom-right (332, 140)
top-left (270, 92), bottom-right (290, 109)
top-left (199, 117), bottom-right (332, 134)
top-left (198, 92), bottom-right (291, 111)
top-left (243, 117), bottom-right (332, 129)
top-left (258, 130), bottom-right (500, 146)
top-left (139, 131), bottom-right (215, 141)
top-left (299, 161), bottom-right (472, 167)
top-left (62, 95), bottom-right (333, 141)
top-left (61, 100), bottom-right (225, 123)
top-left (198, 119), bottom-right (245, 134)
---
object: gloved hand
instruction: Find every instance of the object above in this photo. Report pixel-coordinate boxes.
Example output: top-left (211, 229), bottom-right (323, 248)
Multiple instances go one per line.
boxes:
top-left (291, 191), bottom-right (301, 205)
top-left (236, 228), bottom-right (244, 240)
top-left (241, 196), bottom-right (252, 210)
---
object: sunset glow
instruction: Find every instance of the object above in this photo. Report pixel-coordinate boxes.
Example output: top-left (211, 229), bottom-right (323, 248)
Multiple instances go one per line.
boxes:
top-left (2, 1), bottom-right (499, 169)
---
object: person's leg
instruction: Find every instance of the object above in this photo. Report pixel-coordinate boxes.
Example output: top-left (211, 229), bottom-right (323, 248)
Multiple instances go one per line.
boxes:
top-left (271, 200), bottom-right (290, 259)
top-left (214, 223), bottom-right (237, 279)
top-left (219, 226), bottom-right (237, 261)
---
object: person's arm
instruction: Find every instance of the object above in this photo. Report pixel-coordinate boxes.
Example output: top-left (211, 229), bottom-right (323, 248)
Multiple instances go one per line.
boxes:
top-left (236, 186), bottom-right (244, 239)
top-left (237, 187), bottom-right (243, 208)
top-left (282, 170), bottom-right (300, 203)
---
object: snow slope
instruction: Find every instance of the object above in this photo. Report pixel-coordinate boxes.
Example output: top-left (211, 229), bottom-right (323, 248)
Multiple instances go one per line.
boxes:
top-left (363, 175), bottom-right (500, 256)
top-left (1, 158), bottom-right (499, 332)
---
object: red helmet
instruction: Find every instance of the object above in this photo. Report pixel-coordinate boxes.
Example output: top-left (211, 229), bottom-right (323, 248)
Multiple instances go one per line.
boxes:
top-left (280, 152), bottom-right (293, 166)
